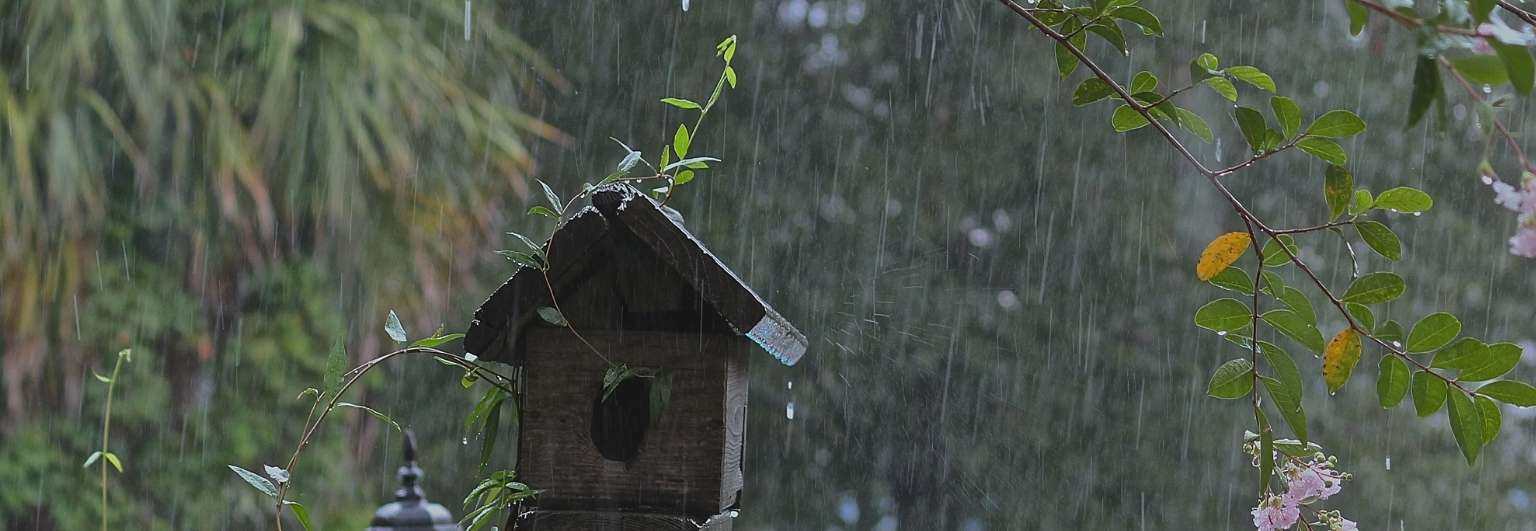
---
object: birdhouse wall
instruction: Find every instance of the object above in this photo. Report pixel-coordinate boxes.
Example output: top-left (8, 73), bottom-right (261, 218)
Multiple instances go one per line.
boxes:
top-left (517, 328), bottom-right (750, 518)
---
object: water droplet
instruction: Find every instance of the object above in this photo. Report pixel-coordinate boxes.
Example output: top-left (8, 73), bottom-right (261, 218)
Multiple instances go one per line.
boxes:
top-left (462, 437), bottom-right (469, 446)
top-left (1412, 212), bottom-right (1422, 217)
top-left (785, 402), bottom-right (796, 420)
top-left (1483, 175), bottom-right (1495, 185)
top-left (1392, 341), bottom-right (1402, 348)
top-left (1217, 330), bottom-right (1229, 337)
top-left (786, 380), bottom-right (793, 390)
top-left (1385, 456), bottom-right (1391, 471)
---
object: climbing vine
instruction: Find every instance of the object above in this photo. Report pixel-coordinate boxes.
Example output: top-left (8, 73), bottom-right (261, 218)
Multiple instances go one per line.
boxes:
top-left (997, 1), bottom-right (1536, 529)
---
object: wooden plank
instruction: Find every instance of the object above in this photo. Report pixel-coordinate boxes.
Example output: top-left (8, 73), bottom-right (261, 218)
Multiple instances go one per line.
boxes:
top-left (718, 343), bottom-right (748, 508)
top-left (591, 185), bottom-right (807, 366)
top-left (464, 209), bottom-right (610, 362)
top-left (519, 330), bottom-right (744, 517)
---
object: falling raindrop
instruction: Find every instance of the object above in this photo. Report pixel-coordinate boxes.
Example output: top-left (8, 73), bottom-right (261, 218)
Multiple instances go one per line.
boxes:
top-left (1385, 456), bottom-right (1391, 471)
top-left (785, 401), bottom-right (796, 420)
top-left (463, 0), bottom-right (472, 41)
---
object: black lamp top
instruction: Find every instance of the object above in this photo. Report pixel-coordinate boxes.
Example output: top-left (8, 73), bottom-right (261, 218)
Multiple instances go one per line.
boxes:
top-left (364, 430), bottom-right (461, 531)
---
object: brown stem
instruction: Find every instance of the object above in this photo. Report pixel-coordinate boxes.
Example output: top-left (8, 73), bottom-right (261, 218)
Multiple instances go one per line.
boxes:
top-left (1354, 0), bottom-right (1491, 36)
top-left (1271, 220), bottom-right (1354, 235)
top-left (1497, 0), bottom-right (1536, 29)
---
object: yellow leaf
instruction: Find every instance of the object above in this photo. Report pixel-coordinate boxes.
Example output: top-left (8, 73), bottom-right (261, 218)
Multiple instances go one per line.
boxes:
top-left (1196, 232), bottom-right (1252, 281)
top-left (1323, 328), bottom-right (1363, 394)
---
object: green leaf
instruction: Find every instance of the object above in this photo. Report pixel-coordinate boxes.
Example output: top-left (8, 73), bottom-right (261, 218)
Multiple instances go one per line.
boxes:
top-left (1354, 220), bottom-right (1401, 260)
top-left (1208, 266), bottom-right (1255, 294)
top-left (1130, 71), bottom-right (1158, 93)
top-left (1175, 107), bottom-right (1214, 143)
top-left (1433, 337), bottom-right (1487, 368)
top-left (1373, 187), bottom-right (1433, 213)
top-left (1413, 371), bottom-right (1449, 416)
top-left (1112, 6), bottom-right (1163, 35)
top-left (83, 451), bottom-right (102, 468)
top-left (385, 310), bottom-right (408, 343)
top-left (324, 338), bottom-right (346, 397)
top-left (1260, 343), bottom-right (1307, 443)
top-left (229, 464), bottom-right (279, 497)
top-left (1056, 20), bottom-right (1085, 78)
top-left (526, 205), bottom-right (558, 218)
top-left (661, 156), bottom-right (721, 173)
top-left (1477, 380), bottom-right (1536, 406)
top-left (1271, 96), bottom-right (1302, 138)
top-left (1112, 105), bottom-right (1150, 132)
top-left (1262, 235), bottom-right (1298, 267)
top-left (649, 368), bottom-right (674, 428)
top-left (1234, 106), bottom-right (1268, 152)
top-left (1342, 272), bottom-right (1405, 305)
top-left (1472, 0), bottom-right (1498, 23)
top-left (1408, 55), bottom-right (1441, 127)
top-left (1196, 52), bottom-right (1220, 71)
top-left (1279, 287), bottom-right (1316, 325)
top-left (1447, 391), bottom-right (1485, 464)
top-left (263, 465), bottom-right (290, 484)
top-left (1203, 77), bottom-right (1238, 102)
top-left (1087, 21), bottom-right (1128, 55)
top-left (411, 333), bottom-right (465, 349)
top-left (1376, 319), bottom-right (1405, 342)
top-left (673, 123), bottom-right (691, 158)
top-left (660, 97), bottom-right (701, 110)
top-left (536, 307), bottom-right (567, 327)
top-left (1226, 66), bottom-right (1276, 92)
top-left (1260, 270), bottom-right (1285, 295)
top-left (1194, 298), bottom-right (1252, 334)
top-left (1072, 78), bottom-right (1116, 106)
top-left (537, 179), bottom-right (564, 213)
top-left (286, 501), bottom-right (314, 531)
top-left (675, 169), bottom-right (696, 186)
top-left (1346, 302), bottom-right (1374, 330)
top-left (1452, 54), bottom-right (1510, 86)
top-left (479, 396), bottom-right (501, 473)
top-left (496, 250), bottom-right (543, 270)
top-left (1208, 358), bottom-right (1256, 399)
top-left (1405, 312), bottom-right (1460, 353)
top-left (1476, 394), bottom-right (1502, 444)
top-left (1296, 137), bottom-right (1348, 165)
top-left (337, 402), bottom-right (402, 432)
top-left (1345, 0), bottom-right (1368, 35)
top-left (1264, 309), bottom-right (1325, 353)
top-left (1378, 356), bottom-right (1411, 408)
top-left (1350, 189), bottom-right (1374, 215)
top-left (1306, 110), bottom-right (1366, 137)
top-left (1492, 40), bottom-right (1534, 95)
top-left (1460, 342), bottom-right (1522, 381)
top-left (724, 66), bottom-right (738, 88)
top-left (1324, 165), bottom-right (1353, 221)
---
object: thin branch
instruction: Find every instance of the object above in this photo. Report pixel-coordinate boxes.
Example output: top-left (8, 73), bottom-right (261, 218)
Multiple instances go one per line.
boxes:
top-left (1497, 0), bottom-right (1536, 29)
top-left (1271, 220), bottom-right (1354, 235)
top-left (1214, 138), bottom-right (1304, 177)
top-left (1354, 0), bottom-right (1491, 37)
top-left (995, 0), bottom-right (1473, 399)
top-left (1439, 56), bottom-right (1536, 172)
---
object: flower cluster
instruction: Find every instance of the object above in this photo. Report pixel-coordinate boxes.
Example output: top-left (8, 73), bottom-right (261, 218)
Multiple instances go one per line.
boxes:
top-left (1484, 172), bottom-right (1536, 258)
top-left (1244, 442), bottom-right (1355, 531)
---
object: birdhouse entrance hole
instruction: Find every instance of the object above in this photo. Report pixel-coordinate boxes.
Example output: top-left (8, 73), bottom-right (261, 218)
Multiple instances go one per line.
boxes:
top-left (590, 376), bottom-right (650, 461)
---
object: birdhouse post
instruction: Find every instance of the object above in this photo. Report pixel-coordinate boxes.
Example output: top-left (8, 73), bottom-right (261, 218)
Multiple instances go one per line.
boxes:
top-left (464, 184), bottom-right (806, 530)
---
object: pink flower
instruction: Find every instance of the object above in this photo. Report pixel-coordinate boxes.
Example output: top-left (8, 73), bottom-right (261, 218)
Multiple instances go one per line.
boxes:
top-left (1493, 181), bottom-right (1524, 212)
top-left (1334, 517), bottom-right (1358, 531)
top-left (1252, 496), bottom-right (1300, 531)
top-left (1511, 228), bottom-right (1536, 258)
top-left (1285, 468), bottom-right (1328, 503)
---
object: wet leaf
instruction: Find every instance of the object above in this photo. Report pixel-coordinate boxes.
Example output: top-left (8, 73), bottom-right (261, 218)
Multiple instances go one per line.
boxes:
top-left (1306, 110), bottom-right (1366, 138)
top-left (1476, 395), bottom-right (1502, 445)
top-left (1342, 272), bottom-right (1405, 305)
top-left (1323, 328), bottom-right (1362, 394)
top-left (324, 338), bottom-right (347, 397)
top-left (1226, 66), bottom-right (1276, 92)
top-left (1112, 105), bottom-right (1150, 132)
top-left (1373, 187), bottom-right (1433, 213)
top-left (1377, 356), bottom-right (1410, 408)
top-left (1195, 298), bottom-right (1252, 334)
top-left (1408, 55), bottom-right (1440, 127)
top-left (385, 310), bottom-right (408, 343)
top-left (1296, 137), bottom-right (1347, 165)
top-left (1196, 232), bottom-right (1251, 281)
top-left (1203, 77), bottom-right (1238, 101)
top-left (660, 97), bottom-right (701, 110)
top-left (1208, 266), bottom-right (1254, 294)
top-left (1234, 106), bottom-right (1268, 152)
top-left (1272, 96), bottom-right (1302, 139)
top-left (230, 464), bottom-right (278, 497)
top-left (1413, 371), bottom-right (1448, 416)
top-left (1324, 165), bottom-right (1353, 221)
top-left (1405, 312), bottom-right (1460, 353)
top-left (1072, 78), bottom-right (1115, 106)
top-left (1264, 309), bottom-right (1325, 353)
top-left (1354, 220), bottom-right (1401, 260)
top-left (1477, 380), bottom-right (1536, 406)
top-left (536, 307), bottom-right (567, 327)
top-left (1207, 359), bottom-right (1255, 399)
top-left (1447, 391), bottom-right (1484, 464)
top-left (1492, 40), bottom-right (1534, 95)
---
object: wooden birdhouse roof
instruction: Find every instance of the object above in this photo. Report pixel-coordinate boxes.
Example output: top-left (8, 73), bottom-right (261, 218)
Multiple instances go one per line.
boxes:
top-left (464, 183), bottom-right (806, 366)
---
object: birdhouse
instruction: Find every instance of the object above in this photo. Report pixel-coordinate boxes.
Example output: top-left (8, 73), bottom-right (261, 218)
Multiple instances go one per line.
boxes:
top-left (463, 183), bottom-right (806, 530)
